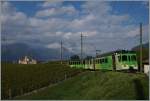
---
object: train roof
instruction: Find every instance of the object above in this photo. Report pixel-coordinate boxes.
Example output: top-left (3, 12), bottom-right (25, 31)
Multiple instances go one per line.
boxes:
top-left (96, 50), bottom-right (136, 58)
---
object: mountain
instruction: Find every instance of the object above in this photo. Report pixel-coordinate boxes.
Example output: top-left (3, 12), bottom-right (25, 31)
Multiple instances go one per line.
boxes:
top-left (132, 42), bottom-right (149, 50)
top-left (1, 43), bottom-right (72, 62)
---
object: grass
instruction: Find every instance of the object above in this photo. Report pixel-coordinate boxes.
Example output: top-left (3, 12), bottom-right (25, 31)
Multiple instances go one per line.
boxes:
top-left (15, 71), bottom-right (149, 100)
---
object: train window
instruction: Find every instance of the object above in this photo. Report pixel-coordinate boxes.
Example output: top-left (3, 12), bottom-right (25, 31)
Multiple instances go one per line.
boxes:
top-left (128, 56), bottom-right (131, 61)
top-left (118, 56), bottom-right (121, 62)
top-left (122, 55), bottom-right (127, 61)
top-left (83, 61), bottom-right (85, 64)
top-left (103, 59), bottom-right (105, 63)
top-left (102, 59), bottom-right (104, 63)
top-left (131, 55), bottom-right (136, 61)
top-left (105, 58), bottom-right (108, 63)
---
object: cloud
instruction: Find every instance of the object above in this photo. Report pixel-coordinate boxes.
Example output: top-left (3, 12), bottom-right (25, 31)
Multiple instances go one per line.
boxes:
top-left (40, 1), bottom-right (62, 8)
top-left (1, 1), bottom-right (149, 56)
top-left (46, 42), bottom-right (60, 49)
top-left (36, 2), bottom-right (77, 18)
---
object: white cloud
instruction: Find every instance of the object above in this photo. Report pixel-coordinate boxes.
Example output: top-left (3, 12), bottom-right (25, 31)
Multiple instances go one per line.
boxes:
top-left (46, 43), bottom-right (60, 49)
top-left (36, 4), bottom-right (77, 18)
top-left (41, 1), bottom-right (62, 8)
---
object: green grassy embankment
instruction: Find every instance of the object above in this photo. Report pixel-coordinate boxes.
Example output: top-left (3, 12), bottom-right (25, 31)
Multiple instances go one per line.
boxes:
top-left (15, 71), bottom-right (149, 100)
top-left (1, 62), bottom-right (83, 99)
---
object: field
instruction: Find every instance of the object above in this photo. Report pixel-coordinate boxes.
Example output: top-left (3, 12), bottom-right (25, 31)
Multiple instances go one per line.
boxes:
top-left (1, 62), bottom-right (83, 99)
top-left (15, 71), bottom-right (149, 100)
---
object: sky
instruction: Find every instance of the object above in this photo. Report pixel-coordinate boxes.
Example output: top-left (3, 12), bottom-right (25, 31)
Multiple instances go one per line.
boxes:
top-left (1, 1), bottom-right (149, 56)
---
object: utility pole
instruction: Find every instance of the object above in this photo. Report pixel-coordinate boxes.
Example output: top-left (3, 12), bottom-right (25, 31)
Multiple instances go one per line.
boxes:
top-left (140, 23), bottom-right (143, 72)
top-left (81, 33), bottom-right (83, 64)
top-left (60, 41), bottom-right (63, 64)
top-left (96, 50), bottom-right (101, 58)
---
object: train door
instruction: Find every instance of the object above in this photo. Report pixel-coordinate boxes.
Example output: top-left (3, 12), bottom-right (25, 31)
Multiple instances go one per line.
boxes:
top-left (112, 54), bottom-right (116, 71)
top-left (89, 59), bottom-right (94, 69)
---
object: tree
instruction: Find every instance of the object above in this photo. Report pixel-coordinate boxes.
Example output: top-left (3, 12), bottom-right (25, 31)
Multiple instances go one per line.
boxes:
top-left (70, 55), bottom-right (80, 60)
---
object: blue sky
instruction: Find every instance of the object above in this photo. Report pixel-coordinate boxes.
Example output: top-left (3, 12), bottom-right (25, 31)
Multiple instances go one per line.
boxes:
top-left (10, 1), bottom-right (149, 24)
top-left (110, 1), bottom-right (149, 25)
top-left (1, 1), bottom-right (149, 55)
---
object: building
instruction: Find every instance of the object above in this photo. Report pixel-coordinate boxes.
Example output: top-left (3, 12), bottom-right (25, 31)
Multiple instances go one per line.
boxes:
top-left (143, 59), bottom-right (149, 75)
top-left (18, 56), bottom-right (37, 64)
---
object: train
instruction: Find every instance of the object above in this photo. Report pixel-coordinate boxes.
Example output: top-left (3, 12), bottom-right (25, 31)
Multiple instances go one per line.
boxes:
top-left (68, 50), bottom-right (138, 71)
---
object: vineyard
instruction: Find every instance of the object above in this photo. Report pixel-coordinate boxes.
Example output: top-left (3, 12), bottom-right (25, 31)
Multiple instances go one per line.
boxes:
top-left (1, 62), bottom-right (83, 99)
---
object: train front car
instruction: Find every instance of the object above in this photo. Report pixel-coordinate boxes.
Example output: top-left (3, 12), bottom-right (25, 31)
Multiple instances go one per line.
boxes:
top-left (115, 50), bottom-right (138, 71)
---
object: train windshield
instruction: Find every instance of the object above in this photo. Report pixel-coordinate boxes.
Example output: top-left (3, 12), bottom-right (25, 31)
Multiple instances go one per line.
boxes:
top-left (122, 55), bottom-right (127, 61)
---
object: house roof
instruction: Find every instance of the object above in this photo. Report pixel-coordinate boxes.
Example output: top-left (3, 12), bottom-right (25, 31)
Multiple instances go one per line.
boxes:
top-left (19, 56), bottom-right (35, 61)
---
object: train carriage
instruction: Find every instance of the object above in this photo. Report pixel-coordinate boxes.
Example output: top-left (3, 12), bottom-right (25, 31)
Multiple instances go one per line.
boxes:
top-left (95, 55), bottom-right (113, 70)
top-left (69, 50), bottom-right (138, 71)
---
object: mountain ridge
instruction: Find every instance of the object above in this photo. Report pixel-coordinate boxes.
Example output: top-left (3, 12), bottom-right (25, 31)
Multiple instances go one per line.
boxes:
top-left (1, 43), bottom-right (72, 62)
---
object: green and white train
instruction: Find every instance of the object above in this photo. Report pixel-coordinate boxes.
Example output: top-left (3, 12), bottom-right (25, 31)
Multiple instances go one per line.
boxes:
top-left (69, 50), bottom-right (138, 71)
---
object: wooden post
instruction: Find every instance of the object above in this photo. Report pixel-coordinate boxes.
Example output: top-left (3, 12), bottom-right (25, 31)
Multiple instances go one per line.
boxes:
top-left (60, 41), bottom-right (63, 64)
top-left (20, 88), bottom-right (23, 95)
top-left (8, 88), bottom-right (12, 99)
top-left (65, 74), bottom-right (67, 80)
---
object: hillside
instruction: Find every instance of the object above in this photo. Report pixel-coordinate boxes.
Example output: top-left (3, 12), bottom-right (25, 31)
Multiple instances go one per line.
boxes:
top-left (15, 71), bottom-right (149, 100)
top-left (132, 42), bottom-right (149, 61)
